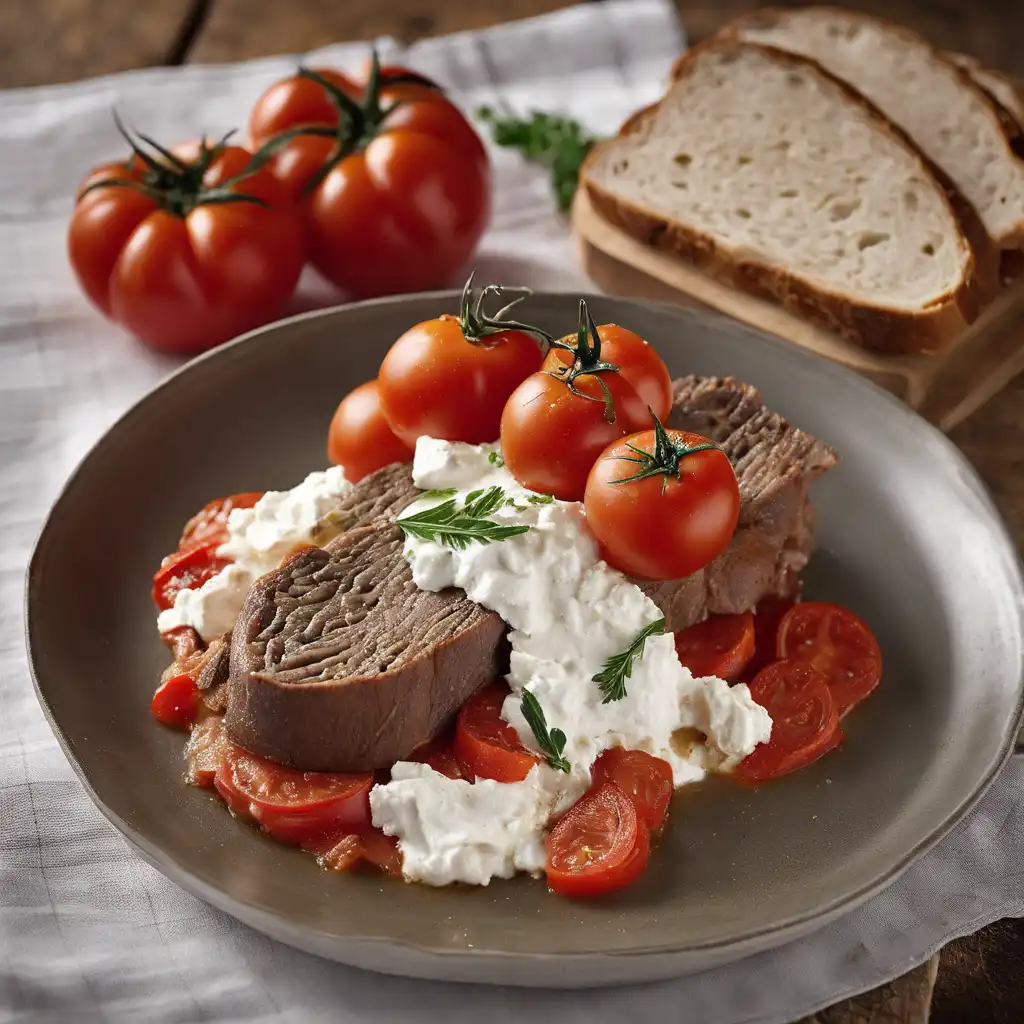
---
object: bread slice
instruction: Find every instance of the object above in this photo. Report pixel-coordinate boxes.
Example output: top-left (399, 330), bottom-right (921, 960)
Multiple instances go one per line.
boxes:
top-left (730, 8), bottom-right (1024, 248)
top-left (582, 39), bottom-right (998, 354)
top-left (948, 52), bottom-right (1024, 134)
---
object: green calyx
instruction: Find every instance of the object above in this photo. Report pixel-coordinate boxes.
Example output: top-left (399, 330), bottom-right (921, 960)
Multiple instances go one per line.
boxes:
top-left (456, 271), bottom-right (555, 348)
top-left (546, 299), bottom-right (621, 423)
top-left (286, 51), bottom-right (443, 194)
top-left (612, 414), bottom-right (721, 494)
top-left (80, 112), bottom-right (270, 217)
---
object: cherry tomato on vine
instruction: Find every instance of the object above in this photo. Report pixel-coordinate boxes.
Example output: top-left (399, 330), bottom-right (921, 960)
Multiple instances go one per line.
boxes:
top-left (584, 420), bottom-right (740, 580)
top-left (327, 379), bottom-right (412, 481)
top-left (501, 301), bottom-right (651, 501)
top-left (248, 56), bottom-right (490, 298)
top-left (542, 323), bottom-right (672, 421)
top-left (378, 276), bottom-right (545, 447)
top-left (68, 123), bottom-right (305, 354)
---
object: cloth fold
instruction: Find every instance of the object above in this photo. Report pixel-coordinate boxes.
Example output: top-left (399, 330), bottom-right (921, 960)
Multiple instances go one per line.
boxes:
top-left (1, 2), bottom-right (1021, 1021)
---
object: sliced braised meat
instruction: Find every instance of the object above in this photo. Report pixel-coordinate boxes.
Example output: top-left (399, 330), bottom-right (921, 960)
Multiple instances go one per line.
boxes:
top-left (225, 377), bottom-right (836, 771)
top-left (225, 520), bottom-right (506, 772)
top-left (196, 634), bottom-right (232, 714)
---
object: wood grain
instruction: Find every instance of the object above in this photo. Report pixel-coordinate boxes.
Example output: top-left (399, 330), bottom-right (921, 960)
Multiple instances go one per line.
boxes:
top-left (798, 957), bottom-right (939, 1024)
top-left (0, 0), bottom-right (195, 88)
top-left (188, 0), bottom-right (575, 62)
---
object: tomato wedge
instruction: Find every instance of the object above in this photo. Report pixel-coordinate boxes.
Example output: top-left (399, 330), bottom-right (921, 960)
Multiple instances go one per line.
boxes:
top-left (591, 748), bottom-right (674, 832)
top-left (150, 673), bottom-right (201, 730)
top-left (152, 539), bottom-right (229, 610)
top-left (777, 602), bottom-right (882, 717)
top-left (180, 491), bottom-right (263, 549)
top-left (213, 746), bottom-right (373, 844)
top-left (454, 684), bottom-right (539, 783)
top-left (408, 733), bottom-right (470, 781)
top-left (305, 828), bottom-right (403, 876)
top-left (675, 612), bottom-right (755, 680)
top-left (734, 661), bottom-right (841, 783)
top-left (545, 783), bottom-right (651, 898)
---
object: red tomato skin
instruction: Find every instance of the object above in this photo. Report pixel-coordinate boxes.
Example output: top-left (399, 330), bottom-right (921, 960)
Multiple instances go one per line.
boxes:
top-left (327, 379), bottom-right (412, 481)
top-left (674, 612), bottom-right (756, 680)
top-left (454, 684), bottom-right (538, 783)
top-left (180, 491), bottom-right (264, 549)
top-left (545, 784), bottom-right (651, 898)
top-left (248, 68), bottom-right (490, 299)
top-left (733, 661), bottom-right (841, 783)
top-left (777, 602), bottom-right (883, 717)
top-left (542, 324), bottom-right (673, 421)
top-left (214, 746), bottom-right (373, 845)
top-left (150, 674), bottom-right (201, 730)
top-left (378, 316), bottom-right (544, 448)
top-left (584, 430), bottom-right (740, 580)
top-left (152, 539), bottom-right (229, 611)
top-left (740, 596), bottom-right (796, 682)
top-left (408, 732), bottom-right (471, 781)
top-left (591, 749), bottom-right (675, 832)
top-left (501, 372), bottom-right (652, 501)
top-left (69, 144), bottom-right (306, 354)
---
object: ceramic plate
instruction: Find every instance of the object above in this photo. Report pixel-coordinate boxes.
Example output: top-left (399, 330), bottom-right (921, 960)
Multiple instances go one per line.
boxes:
top-left (26, 292), bottom-right (1024, 987)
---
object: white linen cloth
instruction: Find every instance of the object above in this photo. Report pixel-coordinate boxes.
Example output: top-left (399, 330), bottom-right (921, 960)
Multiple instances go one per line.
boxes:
top-left (1, 2), bottom-right (1022, 1021)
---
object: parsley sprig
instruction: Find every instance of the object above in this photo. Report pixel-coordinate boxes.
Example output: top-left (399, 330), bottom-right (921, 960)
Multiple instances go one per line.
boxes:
top-left (398, 486), bottom-right (529, 550)
top-left (520, 689), bottom-right (570, 773)
top-left (476, 108), bottom-right (600, 213)
top-left (593, 617), bottom-right (666, 703)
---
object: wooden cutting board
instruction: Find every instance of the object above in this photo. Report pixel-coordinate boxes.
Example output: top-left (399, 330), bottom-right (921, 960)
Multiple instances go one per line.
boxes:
top-left (572, 188), bottom-right (1024, 431)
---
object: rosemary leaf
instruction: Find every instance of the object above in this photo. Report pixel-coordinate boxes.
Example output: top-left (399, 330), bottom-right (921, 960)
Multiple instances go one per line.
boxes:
top-left (520, 689), bottom-right (570, 773)
top-left (398, 486), bottom-right (529, 550)
top-left (593, 617), bottom-right (666, 703)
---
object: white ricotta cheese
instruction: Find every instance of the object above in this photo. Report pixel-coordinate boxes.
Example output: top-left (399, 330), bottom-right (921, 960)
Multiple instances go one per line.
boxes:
top-left (371, 438), bottom-right (773, 885)
top-left (156, 466), bottom-right (350, 641)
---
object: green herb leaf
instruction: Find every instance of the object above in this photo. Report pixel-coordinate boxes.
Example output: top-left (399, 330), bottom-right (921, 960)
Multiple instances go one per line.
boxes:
top-left (527, 494), bottom-right (555, 505)
top-left (421, 487), bottom-right (458, 500)
top-left (477, 107), bottom-right (600, 213)
top-left (488, 450), bottom-right (504, 467)
top-left (398, 486), bottom-right (530, 550)
top-left (520, 689), bottom-right (570, 773)
top-left (592, 617), bottom-right (666, 703)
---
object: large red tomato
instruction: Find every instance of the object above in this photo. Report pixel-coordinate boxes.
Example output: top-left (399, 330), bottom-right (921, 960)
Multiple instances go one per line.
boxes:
top-left (68, 128), bottom-right (306, 354)
top-left (248, 57), bottom-right (490, 298)
top-left (501, 301), bottom-right (652, 501)
top-left (378, 276), bottom-right (545, 447)
top-left (584, 422), bottom-right (740, 579)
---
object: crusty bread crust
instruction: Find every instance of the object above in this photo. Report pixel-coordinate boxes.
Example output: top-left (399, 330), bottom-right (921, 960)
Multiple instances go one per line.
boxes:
top-left (582, 38), bottom-right (999, 355)
top-left (724, 7), bottom-right (1024, 245)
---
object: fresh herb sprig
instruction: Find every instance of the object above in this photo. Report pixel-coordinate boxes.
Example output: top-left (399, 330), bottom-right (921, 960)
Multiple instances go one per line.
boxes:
top-left (477, 108), bottom-right (600, 213)
top-left (593, 617), bottom-right (666, 703)
top-left (398, 486), bottom-right (529, 550)
top-left (520, 689), bottom-right (570, 773)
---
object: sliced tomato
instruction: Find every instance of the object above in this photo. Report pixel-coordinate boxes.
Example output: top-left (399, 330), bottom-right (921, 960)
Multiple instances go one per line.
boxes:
top-left (740, 596), bottom-right (796, 682)
top-left (674, 612), bottom-right (755, 680)
top-left (591, 748), bottom-right (674, 832)
top-left (454, 684), bottom-right (539, 783)
top-left (152, 539), bottom-right (229, 610)
top-left (733, 661), bottom-right (841, 783)
top-left (545, 783), bottom-right (651, 898)
top-left (213, 746), bottom-right (373, 844)
top-left (180, 491), bottom-right (264, 549)
top-left (185, 716), bottom-right (232, 787)
top-left (150, 673), bottom-right (201, 729)
top-left (777, 602), bottom-right (882, 717)
top-left (408, 732), bottom-right (470, 781)
top-left (305, 828), bottom-right (403, 876)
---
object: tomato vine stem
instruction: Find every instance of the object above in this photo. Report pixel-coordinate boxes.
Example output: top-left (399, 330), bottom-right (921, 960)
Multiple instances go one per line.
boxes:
top-left (611, 414), bottom-right (721, 494)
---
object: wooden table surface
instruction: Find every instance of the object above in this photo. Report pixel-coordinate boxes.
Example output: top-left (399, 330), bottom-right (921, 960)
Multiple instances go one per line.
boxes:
top-left (2, 1), bottom-right (1021, 1021)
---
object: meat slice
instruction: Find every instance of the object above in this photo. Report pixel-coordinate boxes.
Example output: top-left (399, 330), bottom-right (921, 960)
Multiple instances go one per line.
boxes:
top-left (224, 377), bottom-right (836, 771)
top-left (225, 521), bottom-right (506, 772)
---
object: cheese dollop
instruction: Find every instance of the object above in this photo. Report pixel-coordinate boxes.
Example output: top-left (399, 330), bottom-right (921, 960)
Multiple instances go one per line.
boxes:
top-left (370, 439), bottom-right (772, 886)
